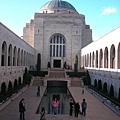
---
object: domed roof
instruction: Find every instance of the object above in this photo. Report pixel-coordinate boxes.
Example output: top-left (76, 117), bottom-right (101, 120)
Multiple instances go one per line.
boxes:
top-left (40, 0), bottom-right (77, 11)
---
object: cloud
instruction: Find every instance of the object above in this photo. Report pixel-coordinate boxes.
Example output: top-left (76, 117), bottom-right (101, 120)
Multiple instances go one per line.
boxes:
top-left (101, 7), bottom-right (117, 16)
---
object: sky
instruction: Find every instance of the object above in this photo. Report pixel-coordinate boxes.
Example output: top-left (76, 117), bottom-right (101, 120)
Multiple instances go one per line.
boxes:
top-left (0, 0), bottom-right (120, 40)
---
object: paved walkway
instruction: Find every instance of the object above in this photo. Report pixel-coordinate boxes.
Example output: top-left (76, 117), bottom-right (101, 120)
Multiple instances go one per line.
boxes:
top-left (0, 84), bottom-right (120, 120)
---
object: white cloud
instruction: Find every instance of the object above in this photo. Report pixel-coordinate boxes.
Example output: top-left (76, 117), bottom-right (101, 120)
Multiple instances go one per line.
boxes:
top-left (101, 7), bottom-right (117, 16)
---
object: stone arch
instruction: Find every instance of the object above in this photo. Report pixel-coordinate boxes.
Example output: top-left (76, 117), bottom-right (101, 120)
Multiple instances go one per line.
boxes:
top-left (90, 53), bottom-right (91, 67)
top-left (117, 43), bottom-right (120, 69)
top-left (1, 41), bottom-right (7, 66)
top-left (21, 49), bottom-right (23, 66)
top-left (92, 52), bottom-right (94, 67)
top-left (87, 54), bottom-right (89, 67)
top-left (13, 46), bottom-right (17, 66)
top-left (8, 44), bottom-right (12, 66)
top-left (17, 48), bottom-right (20, 66)
top-left (110, 44), bottom-right (115, 68)
top-left (104, 47), bottom-right (108, 68)
top-left (99, 49), bottom-right (103, 68)
top-left (95, 50), bottom-right (98, 68)
top-left (85, 55), bottom-right (86, 67)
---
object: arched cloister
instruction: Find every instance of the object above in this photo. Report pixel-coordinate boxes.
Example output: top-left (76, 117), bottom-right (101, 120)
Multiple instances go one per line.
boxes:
top-left (21, 50), bottom-right (23, 66)
top-left (87, 54), bottom-right (89, 67)
top-left (110, 44), bottom-right (115, 68)
top-left (85, 55), bottom-right (86, 67)
top-left (99, 49), bottom-right (103, 68)
top-left (17, 48), bottom-right (20, 66)
top-left (104, 47), bottom-right (108, 68)
top-left (92, 52), bottom-right (94, 67)
top-left (1, 41), bottom-right (7, 66)
top-left (117, 43), bottom-right (120, 69)
top-left (13, 46), bottom-right (17, 66)
top-left (95, 50), bottom-right (98, 68)
top-left (90, 53), bottom-right (91, 67)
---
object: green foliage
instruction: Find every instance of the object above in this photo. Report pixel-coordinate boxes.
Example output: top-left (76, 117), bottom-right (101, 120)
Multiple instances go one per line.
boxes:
top-left (85, 70), bottom-right (91, 85)
top-left (64, 61), bottom-right (67, 69)
top-left (74, 55), bottom-right (78, 73)
top-left (118, 88), bottom-right (120, 102)
top-left (94, 79), bottom-right (97, 87)
top-left (109, 84), bottom-right (114, 97)
top-left (1, 82), bottom-right (6, 95)
top-left (18, 77), bottom-right (21, 85)
top-left (47, 62), bottom-right (51, 69)
top-left (103, 82), bottom-right (108, 94)
top-left (37, 53), bottom-right (41, 72)
top-left (14, 79), bottom-right (17, 88)
top-left (8, 81), bottom-right (12, 92)
top-left (98, 80), bottom-right (102, 90)
top-left (66, 71), bottom-right (85, 77)
top-left (29, 71), bottom-right (48, 77)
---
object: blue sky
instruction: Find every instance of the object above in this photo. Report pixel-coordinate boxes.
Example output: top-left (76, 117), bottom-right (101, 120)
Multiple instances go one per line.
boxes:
top-left (0, 0), bottom-right (120, 40)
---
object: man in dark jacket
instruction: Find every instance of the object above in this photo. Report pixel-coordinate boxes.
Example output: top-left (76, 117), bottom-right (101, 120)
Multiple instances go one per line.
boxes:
top-left (19, 98), bottom-right (26, 120)
top-left (74, 102), bottom-right (80, 117)
top-left (81, 99), bottom-right (87, 116)
top-left (69, 99), bottom-right (74, 116)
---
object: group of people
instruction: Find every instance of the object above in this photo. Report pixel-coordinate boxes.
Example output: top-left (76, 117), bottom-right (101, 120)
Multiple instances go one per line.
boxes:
top-left (18, 97), bottom-right (87, 120)
top-left (69, 99), bottom-right (87, 117)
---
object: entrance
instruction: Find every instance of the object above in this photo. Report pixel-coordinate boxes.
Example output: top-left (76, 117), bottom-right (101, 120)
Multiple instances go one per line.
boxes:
top-left (53, 60), bottom-right (61, 68)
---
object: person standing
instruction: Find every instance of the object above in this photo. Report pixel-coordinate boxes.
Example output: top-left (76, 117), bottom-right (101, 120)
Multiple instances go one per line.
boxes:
top-left (69, 99), bottom-right (74, 116)
top-left (37, 84), bottom-right (40, 96)
top-left (74, 102), bottom-right (80, 117)
top-left (40, 107), bottom-right (46, 120)
top-left (19, 98), bottom-right (26, 120)
top-left (52, 98), bottom-right (58, 116)
top-left (81, 99), bottom-right (87, 116)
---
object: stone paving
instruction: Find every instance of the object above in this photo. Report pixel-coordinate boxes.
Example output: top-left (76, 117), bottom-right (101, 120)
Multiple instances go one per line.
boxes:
top-left (0, 84), bottom-right (120, 120)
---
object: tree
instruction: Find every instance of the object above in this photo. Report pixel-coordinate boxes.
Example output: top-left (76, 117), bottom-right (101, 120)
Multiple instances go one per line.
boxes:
top-left (118, 88), bottom-right (120, 102)
top-left (8, 81), bottom-right (12, 92)
top-left (85, 70), bottom-right (91, 85)
top-left (103, 82), bottom-right (108, 94)
top-left (98, 80), bottom-right (102, 90)
top-left (74, 55), bottom-right (78, 73)
top-left (14, 79), bottom-right (17, 89)
top-left (37, 53), bottom-right (41, 72)
top-left (1, 82), bottom-right (6, 95)
top-left (94, 79), bottom-right (97, 88)
top-left (109, 84), bottom-right (114, 97)
top-left (47, 62), bottom-right (51, 69)
top-left (18, 77), bottom-right (21, 85)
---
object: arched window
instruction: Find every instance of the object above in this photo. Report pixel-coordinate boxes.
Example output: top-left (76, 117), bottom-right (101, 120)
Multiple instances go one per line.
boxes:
top-left (117, 43), bottom-right (120, 69)
top-left (50, 34), bottom-right (65, 57)
top-left (104, 47), bottom-right (108, 68)
top-left (99, 49), bottom-right (103, 68)
top-left (1, 41), bottom-right (7, 66)
top-left (110, 44), bottom-right (115, 68)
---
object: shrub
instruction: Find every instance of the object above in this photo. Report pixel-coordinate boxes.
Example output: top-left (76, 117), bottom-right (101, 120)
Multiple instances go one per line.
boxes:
top-left (8, 81), bottom-right (12, 92)
top-left (109, 84), bottom-right (114, 97)
top-left (14, 79), bottom-right (17, 88)
top-left (1, 82), bottom-right (6, 95)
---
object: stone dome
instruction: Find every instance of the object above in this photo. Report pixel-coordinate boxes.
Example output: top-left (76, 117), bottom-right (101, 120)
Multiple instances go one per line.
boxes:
top-left (40, 0), bottom-right (77, 12)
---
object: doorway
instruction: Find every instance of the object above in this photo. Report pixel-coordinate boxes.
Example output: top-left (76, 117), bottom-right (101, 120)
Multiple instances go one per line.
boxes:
top-left (53, 60), bottom-right (61, 68)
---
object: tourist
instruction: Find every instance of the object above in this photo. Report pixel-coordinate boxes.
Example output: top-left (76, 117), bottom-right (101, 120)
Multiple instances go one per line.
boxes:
top-left (19, 98), bottom-right (26, 120)
top-left (37, 84), bottom-right (40, 96)
top-left (81, 99), bottom-right (87, 116)
top-left (40, 107), bottom-right (46, 120)
top-left (52, 98), bottom-right (58, 116)
top-left (82, 87), bottom-right (84, 94)
top-left (74, 102), bottom-right (80, 117)
top-left (69, 99), bottom-right (74, 116)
